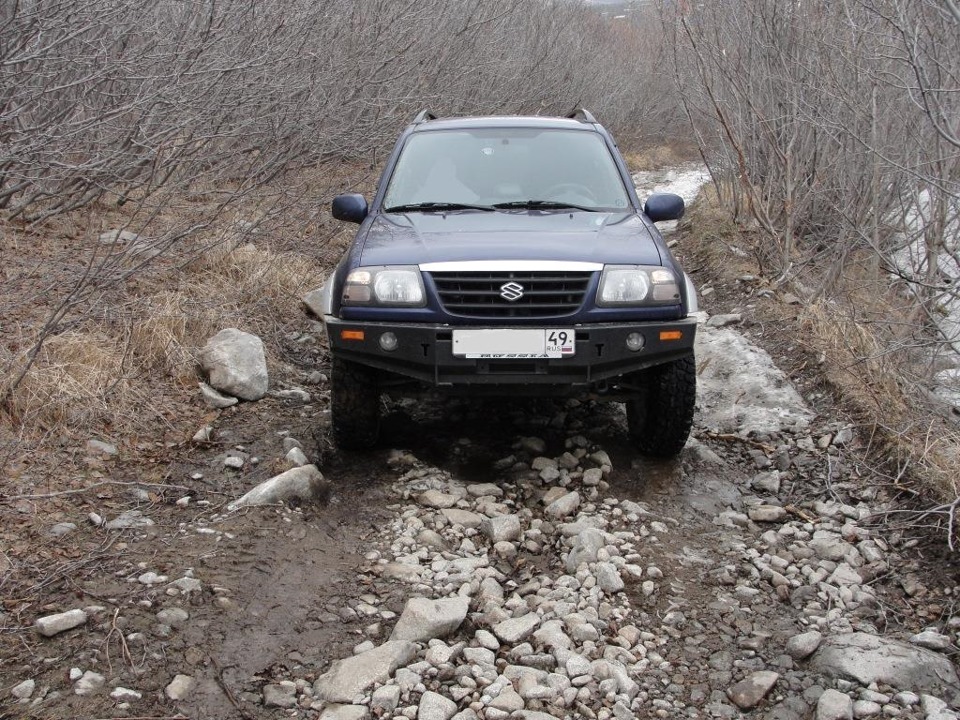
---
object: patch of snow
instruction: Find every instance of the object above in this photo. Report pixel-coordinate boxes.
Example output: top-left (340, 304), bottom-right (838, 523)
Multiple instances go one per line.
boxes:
top-left (633, 163), bottom-right (711, 233)
top-left (695, 319), bottom-right (815, 434)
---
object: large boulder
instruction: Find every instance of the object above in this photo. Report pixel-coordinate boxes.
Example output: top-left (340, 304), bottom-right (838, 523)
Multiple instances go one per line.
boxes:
top-left (201, 329), bottom-right (268, 401)
top-left (810, 633), bottom-right (960, 704)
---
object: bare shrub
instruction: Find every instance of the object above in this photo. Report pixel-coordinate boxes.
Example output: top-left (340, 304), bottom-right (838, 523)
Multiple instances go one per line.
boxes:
top-left (666, 0), bottom-right (960, 503)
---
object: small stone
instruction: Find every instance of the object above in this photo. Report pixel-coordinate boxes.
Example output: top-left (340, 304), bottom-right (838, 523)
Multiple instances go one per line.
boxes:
top-left (105, 509), bottom-right (155, 530)
top-left (224, 455), bottom-right (245, 469)
top-left (441, 509), bottom-right (484, 529)
top-left (595, 563), bottom-right (625, 593)
top-left (49, 522), bottom-right (77, 537)
top-left (493, 614), bottom-right (541, 643)
top-left (372, 684), bottom-right (401, 713)
top-left (749, 505), bottom-right (787, 523)
top-left (193, 425), bottom-right (213, 442)
top-left (467, 483), bottom-right (503, 498)
top-left (74, 671), bottom-right (105, 695)
top-left (199, 381), bottom-right (238, 408)
top-left (910, 630), bottom-right (952, 652)
top-left (419, 490), bottom-right (458, 509)
top-left (706, 313), bottom-right (742, 327)
top-left (418, 690), bottom-right (457, 720)
top-left (165, 674), bottom-right (196, 701)
top-left (286, 446), bottom-right (309, 467)
top-left (156, 608), bottom-right (189, 628)
top-left (727, 670), bottom-right (779, 709)
top-left (544, 491), bottom-right (580, 519)
top-left (110, 686), bottom-right (142, 702)
top-left (138, 572), bottom-right (167, 585)
top-left (35, 609), bottom-right (87, 637)
top-left (481, 514), bottom-right (522, 543)
top-left (817, 688), bottom-right (853, 719)
top-left (170, 577), bottom-right (202, 594)
top-left (390, 597), bottom-right (469, 643)
top-left (263, 682), bottom-right (298, 708)
top-left (86, 439), bottom-right (118, 455)
top-left (11, 678), bottom-right (35, 700)
top-left (786, 631), bottom-right (823, 661)
top-left (566, 654), bottom-right (592, 677)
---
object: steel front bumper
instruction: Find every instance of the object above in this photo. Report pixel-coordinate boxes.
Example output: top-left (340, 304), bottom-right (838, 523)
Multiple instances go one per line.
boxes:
top-left (324, 316), bottom-right (697, 388)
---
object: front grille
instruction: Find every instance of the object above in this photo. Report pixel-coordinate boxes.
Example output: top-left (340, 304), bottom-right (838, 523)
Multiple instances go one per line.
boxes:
top-left (430, 271), bottom-right (593, 318)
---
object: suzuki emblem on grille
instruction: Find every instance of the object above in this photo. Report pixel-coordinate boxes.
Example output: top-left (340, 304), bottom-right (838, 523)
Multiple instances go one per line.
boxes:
top-left (500, 281), bottom-right (524, 302)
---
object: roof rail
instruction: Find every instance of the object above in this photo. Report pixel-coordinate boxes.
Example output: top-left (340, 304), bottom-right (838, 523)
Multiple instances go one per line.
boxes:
top-left (413, 110), bottom-right (437, 124)
top-left (565, 108), bottom-right (597, 124)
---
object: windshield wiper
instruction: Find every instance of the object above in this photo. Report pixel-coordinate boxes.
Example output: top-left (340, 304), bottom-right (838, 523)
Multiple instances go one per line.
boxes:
top-left (492, 200), bottom-right (597, 212)
top-left (384, 202), bottom-right (494, 213)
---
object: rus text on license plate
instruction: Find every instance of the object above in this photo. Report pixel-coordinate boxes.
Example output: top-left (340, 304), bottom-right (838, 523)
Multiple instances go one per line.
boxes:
top-left (451, 328), bottom-right (575, 359)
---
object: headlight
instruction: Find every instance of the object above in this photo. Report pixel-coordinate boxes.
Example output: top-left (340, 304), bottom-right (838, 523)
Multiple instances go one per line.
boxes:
top-left (597, 265), bottom-right (680, 306)
top-left (342, 266), bottom-right (425, 307)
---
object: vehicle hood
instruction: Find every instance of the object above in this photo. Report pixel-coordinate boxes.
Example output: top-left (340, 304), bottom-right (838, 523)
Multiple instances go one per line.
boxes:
top-left (357, 211), bottom-right (664, 267)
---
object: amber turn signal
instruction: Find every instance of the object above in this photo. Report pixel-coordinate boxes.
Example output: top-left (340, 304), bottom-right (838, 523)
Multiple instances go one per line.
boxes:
top-left (659, 330), bottom-right (683, 341)
top-left (340, 329), bottom-right (365, 341)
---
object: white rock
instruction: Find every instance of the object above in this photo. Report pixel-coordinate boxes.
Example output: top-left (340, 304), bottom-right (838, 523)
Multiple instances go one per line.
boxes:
top-left (314, 641), bottom-right (417, 703)
top-left (165, 674), bottom-right (196, 701)
top-left (201, 328), bottom-right (269, 400)
top-left (372, 684), bottom-right (402, 713)
top-left (817, 688), bottom-right (853, 719)
top-left (156, 607), bottom-right (189, 628)
top-left (74, 671), bottom-right (105, 696)
top-left (418, 690), bottom-right (457, 719)
top-left (390, 597), bottom-right (470, 643)
top-left (199, 381), bottom-right (238, 408)
top-left (105, 509), bottom-right (155, 530)
top-left (286, 446), bottom-right (309, 467)
top-left (566, 654), bottom-right (592, 677)
top-left (786, 630), bottom-right (823, 660)
top-left (595, 563), bottom-right (624, 593)
top-left (481, 515), bottom-right (522, 543)
top-left (921, 694), bottom-right (960, 719)
top-left (545, 491), bottom-right (580, 519)
top-left (263, 682), bottom-right (298, 708)
top-left (110, 686), bottom-right (142, 702)
top-left (227, 465), bottom-right (327, 510)
top-left (35, 609), bottom-right (87, 637)
top-left (810, 633), bottom-right (960, 703)
top-left (493, 614), bottom-right (540, 643)
top-left (419, 490), bottom-right (459, 509)
top-left (11, 678), bottom-right (35, 700)
top-left (910, 630), bottom-right (952, 652)
top-left (726, 670), bottom-right (779, 709)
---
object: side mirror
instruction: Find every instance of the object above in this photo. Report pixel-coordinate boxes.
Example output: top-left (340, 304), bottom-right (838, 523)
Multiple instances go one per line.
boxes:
top-left (644, 193), bottom-right (685, 223)
top-left (332, 193), bottom-right (368, 223)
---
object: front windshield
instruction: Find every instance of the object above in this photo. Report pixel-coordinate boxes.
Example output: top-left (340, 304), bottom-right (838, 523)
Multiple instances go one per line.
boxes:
top-left (382, 127), bottom-right (631, 212)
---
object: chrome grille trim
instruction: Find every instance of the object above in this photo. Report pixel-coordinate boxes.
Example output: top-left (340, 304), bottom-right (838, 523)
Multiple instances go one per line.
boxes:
top-left (430, 270), bottom-right (594, 318)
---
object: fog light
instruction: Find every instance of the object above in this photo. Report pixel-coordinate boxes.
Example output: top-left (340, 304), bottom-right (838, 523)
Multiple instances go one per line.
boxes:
top-left (625, 332), bottom-right (645, 352)
top-left (379, 332), bottom-right (399, 352)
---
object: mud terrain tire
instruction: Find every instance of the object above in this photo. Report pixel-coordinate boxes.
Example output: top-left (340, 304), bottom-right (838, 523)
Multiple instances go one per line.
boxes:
top-left (626, 355), bottom-right (696, 458)
top-left (330, 357), bottom-right (380, 450)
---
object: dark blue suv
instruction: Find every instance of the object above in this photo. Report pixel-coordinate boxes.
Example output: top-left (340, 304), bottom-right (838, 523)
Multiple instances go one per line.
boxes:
top-left (319, 110), bottom-right (697, 456)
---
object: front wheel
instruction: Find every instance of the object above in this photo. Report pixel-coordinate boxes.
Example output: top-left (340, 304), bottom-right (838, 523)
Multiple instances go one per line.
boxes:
top-left (330, 357), bottom-right (381, 450)
top-left (625, 355), bottom-right (696, 458)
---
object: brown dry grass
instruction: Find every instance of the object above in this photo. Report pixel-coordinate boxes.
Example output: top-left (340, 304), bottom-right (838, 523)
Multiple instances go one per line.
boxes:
top-left (0, 161), bottom-right (346, 446)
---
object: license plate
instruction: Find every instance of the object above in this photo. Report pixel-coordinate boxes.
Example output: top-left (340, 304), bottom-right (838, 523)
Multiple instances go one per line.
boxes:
top-left (452, 328), bottom-right (575, 359)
